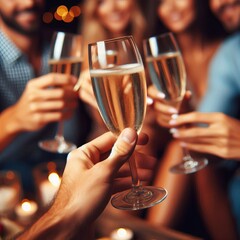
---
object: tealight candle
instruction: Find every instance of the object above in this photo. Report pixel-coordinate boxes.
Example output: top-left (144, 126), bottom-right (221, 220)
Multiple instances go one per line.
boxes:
top-left (39, 172), bottom-right (61, 206)
top-left (110, 228), bottom-right (134, 240)
top-left (0, 186), bottom-right (18, 214)
top-left (15, 199), bottom-right (38, 222)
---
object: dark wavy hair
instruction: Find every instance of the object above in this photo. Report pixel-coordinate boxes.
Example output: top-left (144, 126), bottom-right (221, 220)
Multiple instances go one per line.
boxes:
top-left (148, 0), bottom-right (227, 41)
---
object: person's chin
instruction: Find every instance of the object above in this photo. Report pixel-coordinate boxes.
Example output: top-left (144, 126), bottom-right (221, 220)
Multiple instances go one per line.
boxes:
top-left (16, 19), bottom-right (40, 34)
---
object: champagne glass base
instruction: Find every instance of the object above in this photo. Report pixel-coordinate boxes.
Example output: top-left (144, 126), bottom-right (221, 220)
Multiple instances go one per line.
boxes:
top-left (39, 139), bottom-right (77, 154)
top-left (170, 158), bottom-right (208, 174)
top-left (111, 186), bottom-right (168, 210)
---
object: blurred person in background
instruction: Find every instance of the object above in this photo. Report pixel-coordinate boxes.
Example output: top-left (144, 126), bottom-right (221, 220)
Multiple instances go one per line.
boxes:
top-left (77, 0), bottom-right (168, 158)
top-left (78, 0), bottom-right (146, 117)
top-left (210, 0), bottom-right (240, 32)
top-left (145, 0), bottom-right (239, 239)
top-left (0, 0), bottom-right (92, 193)
top-left (75, 0), bottom-right (170, 219)
top-left (162, 0), bottom-right (240, 235)
top-left (81, 0), bottom-right (146, 56)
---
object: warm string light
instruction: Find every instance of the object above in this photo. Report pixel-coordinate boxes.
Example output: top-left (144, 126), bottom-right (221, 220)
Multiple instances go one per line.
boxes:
top-left (43, 5), bottom-right (81, 24)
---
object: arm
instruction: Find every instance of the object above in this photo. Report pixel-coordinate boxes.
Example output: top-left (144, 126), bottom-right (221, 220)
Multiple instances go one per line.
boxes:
top-left (17, 129), bottom-right (154, 240)
top-left (0, 73), bottom-right (77, 151)
top-left (169, 37), bottom-right (240, 160)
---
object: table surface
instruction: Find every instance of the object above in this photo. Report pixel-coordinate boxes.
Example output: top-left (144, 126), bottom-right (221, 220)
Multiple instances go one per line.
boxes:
top-left (96, 210), bottom-right (203, 240)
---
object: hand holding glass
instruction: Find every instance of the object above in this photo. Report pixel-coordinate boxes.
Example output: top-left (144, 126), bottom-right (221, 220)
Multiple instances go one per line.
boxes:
top-left (88, 36), bottom-right (167, 210)
top-left (144, 32), bottom-right (208, 174)
top-left (39, 32), bottom-right (83, 153)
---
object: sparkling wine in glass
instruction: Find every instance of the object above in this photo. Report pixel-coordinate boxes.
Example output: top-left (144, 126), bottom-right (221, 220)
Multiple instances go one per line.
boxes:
top-left (144, 32), bottom-right (208, 174)
top-left (88, 36), bottom-right (167, 210)
top-left (39, 32), bottom-right (83, 153)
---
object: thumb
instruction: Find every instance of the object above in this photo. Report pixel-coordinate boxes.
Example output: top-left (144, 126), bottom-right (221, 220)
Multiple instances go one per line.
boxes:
top-left (107, 128), bottom-right (138, 172)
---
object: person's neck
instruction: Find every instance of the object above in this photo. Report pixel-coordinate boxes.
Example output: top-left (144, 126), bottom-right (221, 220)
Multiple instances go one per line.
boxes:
top-left (110, 31), bottom-right (126, 39)
top-left (175, 30), bottom-right (222, 65)
top-left (176, 30), bottom-right (204, 52)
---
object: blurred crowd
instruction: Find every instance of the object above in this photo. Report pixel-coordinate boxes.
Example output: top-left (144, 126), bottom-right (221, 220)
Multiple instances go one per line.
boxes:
top-left (0, 0), bottom-right (239, 239)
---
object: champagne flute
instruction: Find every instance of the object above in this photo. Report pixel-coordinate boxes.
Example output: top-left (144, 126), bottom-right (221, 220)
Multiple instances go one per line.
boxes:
top-left (88, 36), bottom-right (167, 210)
top-left (143, 32), bottom-right (208, 174)
top-left (39, 32), bottom-right (83, 153)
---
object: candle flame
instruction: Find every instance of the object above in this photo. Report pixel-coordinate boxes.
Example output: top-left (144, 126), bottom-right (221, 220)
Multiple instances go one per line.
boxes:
top-left (117, 228), bottom-right (128, 237)
top-left (22, 201), bottom-right (32, 212)
top-left (48, 172), bottom-right (61, 187)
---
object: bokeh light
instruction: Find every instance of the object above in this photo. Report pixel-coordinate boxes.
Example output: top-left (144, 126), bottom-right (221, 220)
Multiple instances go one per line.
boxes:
top-left (43, 5), bottom-right (82, 24)
top-left (62, 11), bottom-right (74, 23)
top-left (56, 5), bottom-right (68, 17)
top-left (70, 6), bottom-right (81, 17)
top-left (54, 11), bottom-right (62, 21)
top-left (42, 12), bottom-right (53, 23)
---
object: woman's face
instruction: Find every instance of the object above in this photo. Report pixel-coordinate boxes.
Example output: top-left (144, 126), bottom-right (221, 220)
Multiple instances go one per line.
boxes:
top-left (157, 0), bottom-right (196, 33)
top-left (96, 0), bottom-right (133, 35)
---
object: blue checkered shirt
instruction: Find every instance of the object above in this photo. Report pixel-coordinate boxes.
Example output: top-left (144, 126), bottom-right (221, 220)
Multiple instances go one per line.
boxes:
top-left (0, 31), bottom-right (49, 110)
top-left (0, 31), bottom-right (90, 166)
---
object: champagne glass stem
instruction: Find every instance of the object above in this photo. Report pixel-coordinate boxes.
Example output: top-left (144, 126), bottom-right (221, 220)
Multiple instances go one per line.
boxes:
top-left (55, 121), bottom-right (64, 142)
top-left (182, 147), bottom-right (199, 169)
top-left (182, 147), bottom-right (192, 161)
top-left (128, 153), bottom-right (140, 188)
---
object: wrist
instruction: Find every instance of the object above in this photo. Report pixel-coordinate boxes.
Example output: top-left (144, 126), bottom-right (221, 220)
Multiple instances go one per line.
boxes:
top-left (47, 185), bottom-right (94, 238)
top-left (1, 105), bottom-right (23, 135)
top-left (0, 106), bottom-right (23, 151)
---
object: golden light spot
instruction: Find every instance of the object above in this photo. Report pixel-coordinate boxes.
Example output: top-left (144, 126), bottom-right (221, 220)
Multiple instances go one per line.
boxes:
top-left (42, 12), bottom-right (53, 23)
top-left (54, 11), bottom-right (62, 21)
top-left (62, 11), bottom-right (74, 23)
top-left (70, 6), bottom-right (81, 17)
top-left (56, 5), bottom-right (68, 17)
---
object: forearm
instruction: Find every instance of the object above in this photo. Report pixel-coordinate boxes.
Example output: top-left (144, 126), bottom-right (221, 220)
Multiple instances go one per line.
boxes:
top-left (0, 106), bottom-right (22, 151)
top-left (16, 183), bottom-right (95, 240)
top-left (16, 200), bottom-right (94, 240)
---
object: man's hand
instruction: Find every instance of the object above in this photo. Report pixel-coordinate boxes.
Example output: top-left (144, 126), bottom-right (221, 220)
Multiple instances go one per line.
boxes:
top-left (17, 129), bottom-right (156, 240)
top-left (12, 73), bottom-right (78, 132)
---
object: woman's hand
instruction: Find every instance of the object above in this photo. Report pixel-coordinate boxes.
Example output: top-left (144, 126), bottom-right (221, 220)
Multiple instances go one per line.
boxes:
top-left (169, 112), bottom-right (240, 160)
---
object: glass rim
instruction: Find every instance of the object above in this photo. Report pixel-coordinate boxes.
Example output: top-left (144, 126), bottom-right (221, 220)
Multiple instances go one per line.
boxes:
top-left (143, 32), bottom-right (174, 43)
top-left (88, 35), bottom-right (134, 47)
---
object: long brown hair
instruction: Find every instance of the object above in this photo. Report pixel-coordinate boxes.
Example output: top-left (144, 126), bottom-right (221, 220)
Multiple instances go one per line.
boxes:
top-left (80, 0), bottom-right (146, 50)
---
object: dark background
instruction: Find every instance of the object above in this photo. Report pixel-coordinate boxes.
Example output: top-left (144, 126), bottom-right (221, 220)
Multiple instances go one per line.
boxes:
top-left (43, 1), bottom-right (151, 34)
top-left (43, 0), bottom-right (83, 33)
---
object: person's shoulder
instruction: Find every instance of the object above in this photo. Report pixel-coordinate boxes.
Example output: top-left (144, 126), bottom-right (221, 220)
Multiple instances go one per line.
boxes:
top-left (212, 32), bottom-right (239, 62)
top-left (219, 32), bottom-right (240, 52)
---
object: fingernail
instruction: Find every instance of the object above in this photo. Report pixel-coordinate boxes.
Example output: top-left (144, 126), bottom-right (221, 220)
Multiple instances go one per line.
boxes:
top-left (169, 128), bottom-right (178, 135)
top-left (157, 92), bottom-right (165, 99)
top-left (147, 96), bottom-right (154, 105)
top-left (172, 113), bottom-right (179, 119)
top-left (121, 128), bottom-right (136, 144)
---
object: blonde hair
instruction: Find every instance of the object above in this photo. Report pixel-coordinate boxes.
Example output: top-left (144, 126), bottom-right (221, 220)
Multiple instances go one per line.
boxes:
top-left (80, 0), bottom-right (146, 50)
